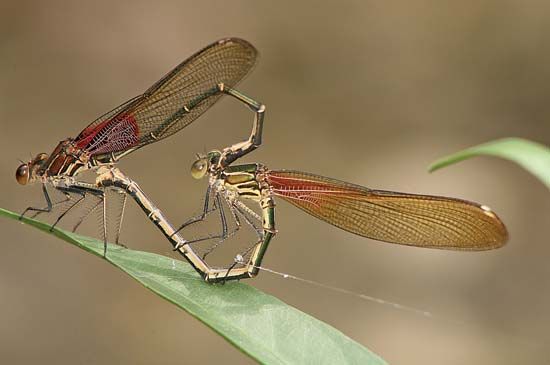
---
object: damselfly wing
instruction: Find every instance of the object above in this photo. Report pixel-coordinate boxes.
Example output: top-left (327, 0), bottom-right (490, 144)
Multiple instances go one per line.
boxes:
top-left (73, 38), bottom-right (258, 161)
top-left (265, 170), bottom-right (507, 250)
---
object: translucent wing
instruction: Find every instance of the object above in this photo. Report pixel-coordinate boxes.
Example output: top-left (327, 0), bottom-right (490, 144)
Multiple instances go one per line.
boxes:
top-left (75, 38), bottom-right (258, 157)
top-left (266, 170), bottom-right (508, 250)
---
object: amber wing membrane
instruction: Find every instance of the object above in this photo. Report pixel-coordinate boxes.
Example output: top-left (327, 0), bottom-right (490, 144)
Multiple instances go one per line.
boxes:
top-left (266, 170), bottom-right (508, 250)
top-left (75, 38), bottom-right (258, 157)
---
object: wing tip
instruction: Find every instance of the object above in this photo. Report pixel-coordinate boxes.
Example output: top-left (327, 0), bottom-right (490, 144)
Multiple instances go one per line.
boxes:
top-left (217, 37), bottom-right (258, 55)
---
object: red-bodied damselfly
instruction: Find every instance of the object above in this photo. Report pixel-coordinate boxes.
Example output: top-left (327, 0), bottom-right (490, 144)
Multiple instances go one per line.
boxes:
top-left (16, 38), bottom-right (265, 263)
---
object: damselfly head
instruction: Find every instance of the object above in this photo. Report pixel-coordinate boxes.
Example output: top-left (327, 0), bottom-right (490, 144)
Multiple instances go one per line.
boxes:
top-left (190, 150), bottom-right (222, 179)
top-left (16, 153), bottom-right (48, 185)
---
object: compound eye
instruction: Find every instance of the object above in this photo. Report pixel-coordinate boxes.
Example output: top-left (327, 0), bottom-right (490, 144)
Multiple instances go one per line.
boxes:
top-left (190, 159), bottom-right (208, 179)
top-left (15, 164), bottom-right (29, 185)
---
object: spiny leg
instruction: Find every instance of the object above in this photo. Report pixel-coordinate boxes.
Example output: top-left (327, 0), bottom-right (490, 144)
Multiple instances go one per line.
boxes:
top-left (200, 195), bottom-right (243, 260)
top-left (110, 189), bottom-right (128, 247)
top-left (181, 194), bottom-right (241, 259)
top-left (72, 198), bottom-right (103, 233)
top-left (171, 184), bottom-right (216, 238)
top-left (20, 184), bottom-right (53, 220)
top-left (47, 185), bottom-right (102, 230)
top-left (224, 199), bottom-right (276, 281)
top-left (101, 191), bottom-right (107, 257)
top-left (233, 200), bottom-right (264, 238)
top-left (114, 192), bottom-right (127, 246)
top-left (173, 189), bottom-right (222, 249)
top-left (49, 191), bottom-right (87, 232)
top-left (219, 202), bottom-right (265, 283)
top-left (30, 191), bottom-right (72, 219)
top-left (52, 182), bottom-right (107, 257)
top-left (50, 185), bottom-right (104, 230)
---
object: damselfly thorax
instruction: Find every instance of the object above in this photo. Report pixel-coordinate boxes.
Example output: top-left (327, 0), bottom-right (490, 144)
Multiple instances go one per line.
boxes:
top-left (18, 140), bottom-right (124, 186)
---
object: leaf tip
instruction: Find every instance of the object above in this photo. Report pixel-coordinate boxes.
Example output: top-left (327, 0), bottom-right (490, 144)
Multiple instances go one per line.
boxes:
top-left (427, 161), bottom-right (441, 173)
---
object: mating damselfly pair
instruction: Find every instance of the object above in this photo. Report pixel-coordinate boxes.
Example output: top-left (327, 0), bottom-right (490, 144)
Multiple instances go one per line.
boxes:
top-left (16, 38), bottom-right (508, 283)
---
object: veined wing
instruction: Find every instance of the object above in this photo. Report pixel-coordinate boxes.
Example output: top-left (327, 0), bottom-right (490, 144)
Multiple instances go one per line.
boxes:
top-left (75, 38), bottom-right (258, 157)
top-left (266, 170), bottom-right (508, 250)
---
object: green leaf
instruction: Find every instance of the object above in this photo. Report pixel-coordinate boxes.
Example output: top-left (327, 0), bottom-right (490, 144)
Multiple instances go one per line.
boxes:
top-left (2, 207), bottom-right (386, 365)
top-left (429, 138), bottom-right (550, 189)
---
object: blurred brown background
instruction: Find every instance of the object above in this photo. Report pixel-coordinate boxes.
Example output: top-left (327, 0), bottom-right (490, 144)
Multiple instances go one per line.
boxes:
top-left (1, 1), bottom-right (550, 364)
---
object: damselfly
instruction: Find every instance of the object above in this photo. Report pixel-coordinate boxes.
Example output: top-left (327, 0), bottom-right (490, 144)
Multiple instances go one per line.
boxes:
top-left (15, 38), bottom-right (264, 256)
top-left (172, 143), bottom-right (508, 282)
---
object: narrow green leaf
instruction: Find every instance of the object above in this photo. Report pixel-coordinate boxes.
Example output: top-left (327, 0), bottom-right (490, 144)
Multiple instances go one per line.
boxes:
top-left (2, 207), bottom-right (386, 365)
top-left (429, 138), bottom-right (550, 189)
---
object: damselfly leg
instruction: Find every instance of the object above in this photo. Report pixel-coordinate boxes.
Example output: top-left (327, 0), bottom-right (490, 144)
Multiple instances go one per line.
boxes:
top-left (174, 193), bottom-right (238, 251)
top-left (20, 180), bottom-right (132, 257)
top-left (20, 184), bottom-right (54, 219)
top-left (48, 185), bottom-right (104, 231)
top-left (72, 197), bottom-right (103, 233)
top-left (66, 188), bottom-right (128, 248)
top-left (174, 186), bottom-right (264, 264)
top-left (112, 190), bottom-right (127, 246)
top-left (172, 185), bottom-right (217, 237)
top-left (20, 184), bottom-right (104, 237)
